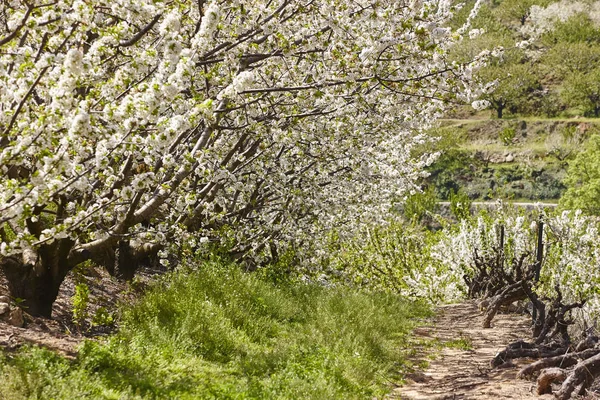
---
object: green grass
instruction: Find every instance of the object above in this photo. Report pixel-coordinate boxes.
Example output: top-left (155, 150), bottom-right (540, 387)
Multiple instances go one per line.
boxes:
top-left (0, 260), bottom-right (432, 400)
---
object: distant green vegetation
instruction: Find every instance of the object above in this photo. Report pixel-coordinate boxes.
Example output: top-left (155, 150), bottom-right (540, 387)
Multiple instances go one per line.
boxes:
top-left (419, 119), bottom-right (585, 202)
top-left (560, 134), bottom-right (600, 214)
top-left (420, 0), bottom-right (600, 202)
top-left (0, 260), bottom-right (431, 400)
top-left (452, 0), bottom-right (600, 119)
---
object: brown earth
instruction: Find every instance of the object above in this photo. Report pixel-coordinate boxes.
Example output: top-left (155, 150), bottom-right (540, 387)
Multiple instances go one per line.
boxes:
top-left (0, 264), bottom-right (161, 357)
top-left (391, 301), bottom-right (554, 400)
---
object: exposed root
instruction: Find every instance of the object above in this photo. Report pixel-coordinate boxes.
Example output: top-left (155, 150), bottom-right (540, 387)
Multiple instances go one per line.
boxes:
top-left (517, 348), bottom-right (600, 379)
top-left (555, 352), bottom-right (600, 400)
top-left (491, 340), bottom-right (567, 368)
top-left (537, 367), bottom-right (566, 395)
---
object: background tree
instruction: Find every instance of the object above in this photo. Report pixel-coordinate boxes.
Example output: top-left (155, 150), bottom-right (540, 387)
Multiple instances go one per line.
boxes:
top-left (541, 42), bottom-right (600, 79)
top-left (478, 61), bottom-right (541, 118)
top-left (496, 0), bottom-right (551, 26)
top-left (540, 13), bottom-right (600, 45)
top-left (561, 69), bottom-right (600, 117)
top-left (559, 135), bottom-right (600, 215)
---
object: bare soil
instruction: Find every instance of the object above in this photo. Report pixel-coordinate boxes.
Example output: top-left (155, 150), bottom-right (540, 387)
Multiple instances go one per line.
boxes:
top-left (0, 265), bottom-right (161, 357)
top-left (391, 301), bottom-right (552, 400)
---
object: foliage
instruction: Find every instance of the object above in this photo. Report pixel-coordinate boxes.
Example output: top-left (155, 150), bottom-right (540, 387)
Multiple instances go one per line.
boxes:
top-left (542, 42), bottom-right (600, 78)
top-left (0, 261), bottom-right (432, 399)
top-left (425, 148), bottom-right (478, 200)
top-left (449, 189), bottom-right (473, 221)
top-left (478, 61), bottom-right (541, 119)
top-left (402, 187), bottom-right (438, 224)
top-left (454, 0), bottom-right (600, 120)
top-left (321, 221), bottom-right (451, 302)
top-left (540, 13), bottom-right (600, 45)
top-left (495, 0), bottom-right (552, 26)
top-left (545, 124), bottom-right (587, 162)
top-left (71, 282), bottom-right (90, 328)
top-left (91, 307), bottom-right (115, 328)
top-left (499, 126), bottom-right (516, 146)
top-left (561, 69), bottom-right (600, 117)
top-left (560, 135), bottom-right (600, 214)
top-left (527, 1), bottom-right (600, 41)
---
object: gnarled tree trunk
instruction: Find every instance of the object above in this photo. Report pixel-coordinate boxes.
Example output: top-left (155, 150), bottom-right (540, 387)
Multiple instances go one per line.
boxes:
top-left (1, 239), bottom-right (74, 317)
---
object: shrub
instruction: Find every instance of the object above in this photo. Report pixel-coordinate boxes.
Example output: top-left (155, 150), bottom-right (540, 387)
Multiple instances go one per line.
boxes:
top-left (499, 127), bottom-right (516, 146)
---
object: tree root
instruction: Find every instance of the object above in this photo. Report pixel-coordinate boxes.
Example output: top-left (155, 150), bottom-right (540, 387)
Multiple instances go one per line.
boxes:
top-left (555, 352), bottom-right (600, 399)
top-left (537, 367), bottom-right (567, 395)
top-left (482, 280), bottom-right (527, 328)
top-left (518, 348), bottom-right (600, 378)
top-left (510, 343), bottom-right (600, 398)
top-left (491, 340), bottom-right (567, 368)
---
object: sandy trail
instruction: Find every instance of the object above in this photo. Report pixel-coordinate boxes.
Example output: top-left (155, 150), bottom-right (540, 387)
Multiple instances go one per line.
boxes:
top-left (391, 301), bottom-right (553, 400)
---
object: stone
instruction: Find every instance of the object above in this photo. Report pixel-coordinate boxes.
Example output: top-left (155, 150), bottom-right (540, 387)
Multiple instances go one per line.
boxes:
top-left (505, 153), bottom-right (515, 163)
top-left (0, 295), bottom-right (10, 304)
top-left (578, 122), bottom-right (591, 134)
top-left (0, 302), bottom-right (9, 315)
top-left (7, 307), bottom-right (24, 328)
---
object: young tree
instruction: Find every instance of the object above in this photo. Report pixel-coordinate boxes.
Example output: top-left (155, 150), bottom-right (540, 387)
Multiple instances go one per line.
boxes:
top-left (0, 0), bottom-right (485, 316)
top-left (561, 69), bottom-right (600, 117)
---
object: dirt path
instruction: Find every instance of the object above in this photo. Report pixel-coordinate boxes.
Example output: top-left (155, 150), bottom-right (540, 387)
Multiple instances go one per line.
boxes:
top-left (391, 301), bottom-right (553, 400)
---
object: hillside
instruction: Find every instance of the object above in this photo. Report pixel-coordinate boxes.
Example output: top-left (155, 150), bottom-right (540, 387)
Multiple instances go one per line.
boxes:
top-left (425, 117), bottom-right (600, 202)
top-left (422, 0), bottom-right (600, 204)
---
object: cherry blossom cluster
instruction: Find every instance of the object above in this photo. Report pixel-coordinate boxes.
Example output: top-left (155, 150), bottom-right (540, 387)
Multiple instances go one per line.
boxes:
top-left (430, 209), bottom-right (600, 319)
top-left (0, 0), bottom-right (488, 287)
top-left (524, 1), bottom-right (600, 37)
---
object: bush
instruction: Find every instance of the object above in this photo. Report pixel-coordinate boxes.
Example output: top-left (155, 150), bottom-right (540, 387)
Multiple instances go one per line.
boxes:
top-left (402, 187), bottom-right (438, 223)
top-left (449, 189), bottom-right (472, 221)
top-left (499, 127), bottom-right (516, 146)
top-left (560, 135), bottom-right (600, 214)
top-left (426, 149), bottom-right (478, 200)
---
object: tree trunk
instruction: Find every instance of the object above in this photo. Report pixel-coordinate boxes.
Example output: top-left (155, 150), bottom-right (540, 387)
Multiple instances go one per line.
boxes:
top-left (1, 236), bottom-right (159, 316)
top-left (114, 240), bottom-right (137, 281)
top-left (0, 239), bottom-right (74, 318)
top-left (497, 104), bottom-right (504, 119)
top-left (113, 240), bottom-right (161, 281)
top-left (483, 280), bottom-right (526, 328)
